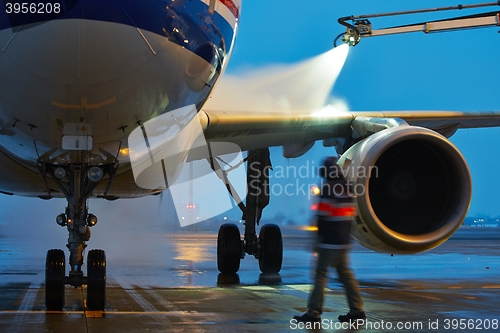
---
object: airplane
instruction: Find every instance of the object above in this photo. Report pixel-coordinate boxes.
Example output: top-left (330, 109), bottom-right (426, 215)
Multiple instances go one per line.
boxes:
top-left (1, 0), bottom-right (500, 312)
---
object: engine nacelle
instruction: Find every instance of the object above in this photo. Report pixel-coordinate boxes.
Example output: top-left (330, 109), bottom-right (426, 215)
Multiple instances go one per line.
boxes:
top-left (337, 125), bottom-right (471, 254)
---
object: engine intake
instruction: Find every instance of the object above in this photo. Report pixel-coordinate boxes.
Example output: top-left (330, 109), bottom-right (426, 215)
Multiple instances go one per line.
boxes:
top-left (338, 125), bottom-right (471, 253)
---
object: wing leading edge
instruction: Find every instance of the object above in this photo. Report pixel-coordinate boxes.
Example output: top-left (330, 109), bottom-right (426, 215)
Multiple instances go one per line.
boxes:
top-left (201, 109), bottom-right (500, 153)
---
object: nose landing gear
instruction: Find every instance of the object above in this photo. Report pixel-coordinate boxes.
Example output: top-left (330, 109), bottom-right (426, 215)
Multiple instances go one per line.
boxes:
top-left (44, 247), bottom-right (107, 311)
top-left (45, 249), bottom-right (65, 310)
top-left (38, 155), bottom-right (117, 311)
top-left (87, 249), bottom-right (106, 310)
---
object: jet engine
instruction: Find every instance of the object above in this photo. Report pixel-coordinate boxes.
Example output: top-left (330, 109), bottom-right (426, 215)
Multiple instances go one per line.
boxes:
top-left (337, 125), bottom-right (471, 254)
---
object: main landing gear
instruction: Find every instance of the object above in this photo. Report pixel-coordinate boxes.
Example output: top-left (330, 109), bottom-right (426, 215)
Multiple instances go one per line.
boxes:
top-left (38, 150), bottom-right (117, 311)
top-left (212, 148), bottom-right (283, 275)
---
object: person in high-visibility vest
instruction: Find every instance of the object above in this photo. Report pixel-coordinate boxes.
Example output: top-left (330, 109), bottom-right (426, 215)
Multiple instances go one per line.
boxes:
top-left (293, 156), bottom-right (365, 324)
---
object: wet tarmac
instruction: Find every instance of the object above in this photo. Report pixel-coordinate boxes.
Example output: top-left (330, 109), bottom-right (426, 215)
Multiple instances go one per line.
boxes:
top-left (1, 226), bottom-right (499, 332)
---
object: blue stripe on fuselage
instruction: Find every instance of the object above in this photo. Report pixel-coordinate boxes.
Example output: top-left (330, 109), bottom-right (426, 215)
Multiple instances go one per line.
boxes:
top-left (0, 0), bottom-right (235, 63)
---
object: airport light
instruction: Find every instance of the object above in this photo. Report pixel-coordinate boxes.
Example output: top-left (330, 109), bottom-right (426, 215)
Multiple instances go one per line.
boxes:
top-left (88, 154), bottom-right (102, 165)
top-left (56, 155), bottom-right (69, 164)
top-left (87, 214), bottom-right (98, 227)
top-left (87, 166), bottom-right (103, 182)
top-left (54, 167), bottom-right (66, 179)
top-left (311, 185), bottom-right (321, 196)
top-left (56, 213), bottom-right (67, 226)
top-left (301, 225), bottom-right (318, 232)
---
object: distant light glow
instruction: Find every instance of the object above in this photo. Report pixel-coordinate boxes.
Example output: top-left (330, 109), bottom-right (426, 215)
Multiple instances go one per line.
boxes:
top-left (300, 225), bottom-right (318, 232)
top-left (311, 185), bottom-right (321, 196)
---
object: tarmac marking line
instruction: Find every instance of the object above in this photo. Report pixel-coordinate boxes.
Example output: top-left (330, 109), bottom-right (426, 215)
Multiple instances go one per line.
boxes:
top-left (8, 271), bottom-right (44, 333)
top-left (145, 289), bottom-right (180, 311)
top-left (115, 275), bottom-right (159, 313)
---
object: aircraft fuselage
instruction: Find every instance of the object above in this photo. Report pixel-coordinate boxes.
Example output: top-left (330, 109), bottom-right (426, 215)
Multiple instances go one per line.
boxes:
top-left (0, 0), bottom-right (239, 197)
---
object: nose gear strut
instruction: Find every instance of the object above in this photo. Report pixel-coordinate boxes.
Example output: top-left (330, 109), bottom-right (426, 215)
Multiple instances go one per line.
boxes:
top-left (38, 149), bottom-right (118, 310)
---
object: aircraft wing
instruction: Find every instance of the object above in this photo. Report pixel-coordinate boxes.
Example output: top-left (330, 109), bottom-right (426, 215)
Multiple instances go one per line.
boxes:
top-left (201, 108), bottom-right (353, 153)
top-left (201, 106), bottom-right (499, 255)
top-left (201, 108), bottom-right (500, 154)
top-left (200, 43), bottom-right (500, 155)
top-left (355, 110), bottom-right (500, 130)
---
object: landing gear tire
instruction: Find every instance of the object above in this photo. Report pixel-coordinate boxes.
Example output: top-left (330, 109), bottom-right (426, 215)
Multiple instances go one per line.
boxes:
top-left (217, 223), bottom-right (242, 274)
top-left (45, 249), bottom-right (65, 310)
top-left (258, 224), bottom-right (283, 274)
top-left (87, 249), bottom-right (106, 310)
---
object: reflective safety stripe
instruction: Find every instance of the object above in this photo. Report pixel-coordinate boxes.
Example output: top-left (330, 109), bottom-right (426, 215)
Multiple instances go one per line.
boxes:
top-left (317, 202), bottom-right (356, 217)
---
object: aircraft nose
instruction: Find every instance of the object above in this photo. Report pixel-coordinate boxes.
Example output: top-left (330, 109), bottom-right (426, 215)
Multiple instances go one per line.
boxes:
top-left (1, 18), bottom-right (154, 85)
